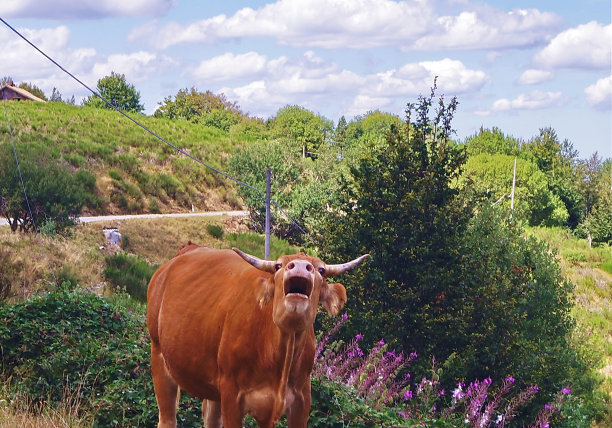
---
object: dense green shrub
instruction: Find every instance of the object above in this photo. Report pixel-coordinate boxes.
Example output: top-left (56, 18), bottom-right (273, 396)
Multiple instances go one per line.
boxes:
top-left (0, 287), bottom-right (202, 427)
top-left (0, 143), bottom-right (96, 232)
top-left (103, 253), bottom-right (158, 302)
top-left (206, 223), bottom-right (224, 239)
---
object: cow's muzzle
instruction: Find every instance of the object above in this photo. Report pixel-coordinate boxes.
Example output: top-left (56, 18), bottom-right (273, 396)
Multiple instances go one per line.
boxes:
top-left (284, 261), bottom-right (313, 298)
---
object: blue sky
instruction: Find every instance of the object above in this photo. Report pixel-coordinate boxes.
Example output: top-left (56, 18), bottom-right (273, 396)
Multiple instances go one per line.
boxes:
top-left (1, 0), bottom-right (610, 159)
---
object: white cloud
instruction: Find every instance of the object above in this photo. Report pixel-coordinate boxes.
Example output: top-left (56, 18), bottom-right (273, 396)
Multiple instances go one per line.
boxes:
top-left (362, 58), bottom-right (488, 98)
top-left (517, 69), bottom-right (554, 85)
top-left (135, 0), bottom-right (434, 49)
top-left (491, 90), bottom-right (563, 112)
top-left (133, 0), bottom-right (560, 51)
top-left (91, 51), bottom-right (175, 83)
top-left (410, 7), bottom-right (561, 50)
top-left (345, 94), bottom-right (393, 117)
top-left (210, 53), bottom-right (486, 118)
top-left (1, 24), bottom-right (171, 108)
top-left (193, 52), bottom-right (268, 82)
top-left (584, 76), bottom-right (612, 110)
top-left (0, 0), bottom-right (174, 19)
top-left (533, 21), bottom-right (612, 70)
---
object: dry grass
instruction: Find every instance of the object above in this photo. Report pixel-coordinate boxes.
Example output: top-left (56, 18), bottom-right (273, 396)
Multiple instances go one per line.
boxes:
top-left (0, 386), bottom-right (92, 428)
top-left (0, 214), bottom-right (250, 301)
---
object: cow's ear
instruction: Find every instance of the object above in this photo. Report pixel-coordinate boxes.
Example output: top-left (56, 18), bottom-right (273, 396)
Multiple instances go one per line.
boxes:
top-left (320, 282), bottom-right (347, 316)
top-left (257, 277), bottom-right (275, 308)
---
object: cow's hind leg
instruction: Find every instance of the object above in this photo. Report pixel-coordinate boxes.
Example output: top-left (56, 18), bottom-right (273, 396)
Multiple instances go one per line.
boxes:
top-left (203, 400), bottom-right (222, 428)
top-left (151, 341), bottom-right (179, 428)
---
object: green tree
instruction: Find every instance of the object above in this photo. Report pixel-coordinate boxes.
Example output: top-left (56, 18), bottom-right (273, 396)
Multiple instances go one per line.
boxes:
top-left (267, 105), bottom-right (333, 156)
top-left (17, 82), bottom-right (47, 101)
top-left (461, 153), bottom-right (569, 226)
top-left (154, 88), bottom-right (242, 124)
top-left (464, 126), bottom-right (521, 157)
top-left (343, 110), bottom-right (402, 150)
top-left (523, 128), bottom-right (583, 227)
top-left (335, 115), bottom-right (348, 147)
top-left (0, 143), bottom-right (95, 232)
top-left (228, 138), bottom-right (340, 243)
top-left (319, 86), bottom-right (470, 353)
top-left (579, 157), bottom-right (612, 244)
top-left (83, 72), bottom-right (144, 113)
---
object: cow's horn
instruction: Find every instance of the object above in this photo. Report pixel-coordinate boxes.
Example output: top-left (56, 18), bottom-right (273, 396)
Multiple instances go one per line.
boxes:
top-left (232, 248), bottom-right (276, 273)
top-left (325, 254), bottom-right (370, 277)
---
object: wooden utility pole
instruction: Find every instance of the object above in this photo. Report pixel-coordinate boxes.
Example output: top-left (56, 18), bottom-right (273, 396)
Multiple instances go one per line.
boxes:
top-left (265, 169), bottom-right (271, 259)
top-left (510, 157), bottom-right (517, 220)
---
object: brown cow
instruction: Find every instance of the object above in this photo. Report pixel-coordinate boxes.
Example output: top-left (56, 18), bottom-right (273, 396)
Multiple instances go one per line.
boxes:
top-left (146, 243), bottom-right (369, 428)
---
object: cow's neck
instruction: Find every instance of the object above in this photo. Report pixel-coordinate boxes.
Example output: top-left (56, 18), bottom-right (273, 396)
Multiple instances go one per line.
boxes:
top-left (273, 327), bottom-right (307, 391)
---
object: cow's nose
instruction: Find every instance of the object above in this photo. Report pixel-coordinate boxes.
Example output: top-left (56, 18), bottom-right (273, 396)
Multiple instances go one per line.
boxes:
top-left (287, 260), bottom-right (313, 274)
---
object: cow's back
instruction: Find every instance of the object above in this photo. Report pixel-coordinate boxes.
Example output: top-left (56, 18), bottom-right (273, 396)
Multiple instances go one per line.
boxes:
top-left (147, 246), bottom-right (273, 400)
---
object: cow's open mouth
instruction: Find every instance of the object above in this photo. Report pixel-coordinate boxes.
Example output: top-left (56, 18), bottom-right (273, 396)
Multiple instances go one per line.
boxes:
top-left (284, 276), bottom-right (312, 298)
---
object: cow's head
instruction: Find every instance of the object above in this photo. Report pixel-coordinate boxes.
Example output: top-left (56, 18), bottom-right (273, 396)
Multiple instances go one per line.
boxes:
top-left (233, 248), bottom-right (369, 332)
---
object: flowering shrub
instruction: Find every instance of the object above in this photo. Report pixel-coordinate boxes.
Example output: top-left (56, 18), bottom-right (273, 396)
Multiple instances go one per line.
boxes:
top-left (313, 314), bottom-right (574, 427)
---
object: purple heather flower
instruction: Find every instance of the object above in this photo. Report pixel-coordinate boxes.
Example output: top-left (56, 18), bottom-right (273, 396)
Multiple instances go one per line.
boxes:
top-left (355, 333), bottom-right (363, 341)
top-left (356, 346), bottom-right (364, 357)
top-left (452, 383), bottom-right (464, 400)
top-left (505, 376), bottom-right (515, 383)
top-left (410, 352), bottom-right (418, 359)
top-left (545, 404), bottom-right (554, 411)
top-left (404, 390), bottom-right (413, 401)
top-left (561, 387), bottom-right (571, 395)
top-left (341, 313), bottom-right (348, 320)
top-left (377, 339), bottom-right (385, 346)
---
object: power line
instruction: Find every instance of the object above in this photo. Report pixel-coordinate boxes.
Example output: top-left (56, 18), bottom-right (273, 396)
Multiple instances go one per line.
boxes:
top-left (0, 17), bottom-right (315, 248)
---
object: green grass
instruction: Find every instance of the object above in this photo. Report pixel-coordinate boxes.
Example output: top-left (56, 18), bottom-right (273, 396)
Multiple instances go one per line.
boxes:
top-left (526, 226), bottom-right (612, 424)
top-left (1, 101), bottom-right (249, 214)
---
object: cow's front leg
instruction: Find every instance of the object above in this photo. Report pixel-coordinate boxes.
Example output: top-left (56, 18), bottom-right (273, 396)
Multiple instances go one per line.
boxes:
top-left (219, 381), bottom-right (246, 428)
top-left (286, 381), bottom-right (311, 428)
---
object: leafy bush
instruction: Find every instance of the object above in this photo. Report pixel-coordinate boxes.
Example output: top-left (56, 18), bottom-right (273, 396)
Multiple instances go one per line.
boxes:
top-left (0, 143), bottom-right (95, 233)
top-left (0, 287), bottom-right (202, 427)
top-left (103, 253), bottom-right (157, 302)
top-left (206, 224), bottom-right (224, 239)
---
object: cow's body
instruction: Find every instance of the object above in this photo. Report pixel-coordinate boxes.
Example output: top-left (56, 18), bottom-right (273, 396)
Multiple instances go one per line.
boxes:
top-left (147, 244), bottom-right (368, 428)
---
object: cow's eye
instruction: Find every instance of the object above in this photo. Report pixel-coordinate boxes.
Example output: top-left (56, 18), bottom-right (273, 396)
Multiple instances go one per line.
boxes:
top-left (318, 267), bottom-right (326, 275)
top-left (275, 263), bottom-right (282, 271)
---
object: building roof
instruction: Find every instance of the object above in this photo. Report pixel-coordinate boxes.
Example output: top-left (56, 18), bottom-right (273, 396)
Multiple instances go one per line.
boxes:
top-left (0, 84), bottom-right (46, 102)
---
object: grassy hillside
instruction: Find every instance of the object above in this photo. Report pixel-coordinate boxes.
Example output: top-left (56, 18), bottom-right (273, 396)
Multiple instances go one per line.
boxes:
top-left (527, 226), bottom-right (612, 424)
top-left (0, 101), bottom-right (247, 215)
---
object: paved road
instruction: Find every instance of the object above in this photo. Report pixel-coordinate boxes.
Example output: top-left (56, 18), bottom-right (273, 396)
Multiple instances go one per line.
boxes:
top-left (0, 211), bottom-right (248, 227)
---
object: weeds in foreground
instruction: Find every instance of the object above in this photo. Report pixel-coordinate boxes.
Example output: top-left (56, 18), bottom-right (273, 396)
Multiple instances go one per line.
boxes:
top-left (0, 381), bottom-right (92, 428)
